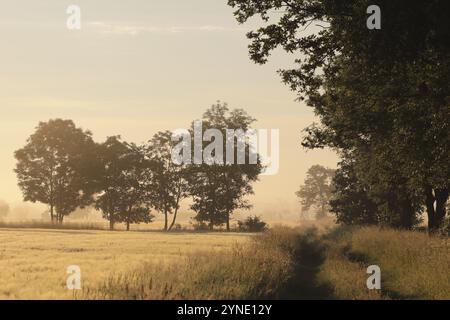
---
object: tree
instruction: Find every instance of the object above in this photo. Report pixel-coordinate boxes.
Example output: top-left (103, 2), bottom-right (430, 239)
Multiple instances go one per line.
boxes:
top-left (14, 119), bottom-right (97, 223)
top-left (116, 143), bottom-right (155, 231)
top-left (0, 200), bottom-right (9, 220)
top-left (229, 0), bottom-right (450, 230)
top-left (186, 102), bottom-right (263, 230)
top-left (94, 136), bottom-right (153, 230)
top-left (330, 157), bottom-right (382, 225)
top-left (296, 165), bottom-right (335, 219)
top-left (145, 131), bottom-right (188, 231)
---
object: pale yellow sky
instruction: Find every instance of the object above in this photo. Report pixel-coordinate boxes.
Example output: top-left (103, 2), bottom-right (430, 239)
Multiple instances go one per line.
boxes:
top-left (0, 0), bottom-right (339, 219)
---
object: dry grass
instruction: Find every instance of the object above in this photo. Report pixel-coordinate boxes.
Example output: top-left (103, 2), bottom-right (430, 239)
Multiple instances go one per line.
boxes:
top-left (0, 228), bottom-right (250, 299)
top-left (84, 226), bottom-right (300, 299)
top-left (318, 226), bottom-right (450, 299)
top-left (0, 222), bottom-right (448, 300)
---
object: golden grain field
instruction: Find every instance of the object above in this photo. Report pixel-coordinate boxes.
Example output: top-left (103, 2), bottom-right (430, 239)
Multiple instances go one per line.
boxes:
top-left (0, 228), bottom-right (251, 299)
top-left (1, 223), bottom-right (449, 300)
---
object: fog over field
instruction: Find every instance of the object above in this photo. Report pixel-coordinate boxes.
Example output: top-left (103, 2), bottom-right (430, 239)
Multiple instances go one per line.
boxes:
top-left (0, 0), bottom-right (448, 304)
top-left (0, 0), bottom-right (338, 222)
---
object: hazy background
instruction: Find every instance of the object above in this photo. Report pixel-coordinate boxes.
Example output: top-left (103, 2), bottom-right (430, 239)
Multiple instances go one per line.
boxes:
top-left (0, 0), bottom-right (339, 220)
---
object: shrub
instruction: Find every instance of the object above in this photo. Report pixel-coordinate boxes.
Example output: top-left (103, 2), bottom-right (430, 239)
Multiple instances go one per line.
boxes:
top-left (237, 215), bottom-right (267, 232)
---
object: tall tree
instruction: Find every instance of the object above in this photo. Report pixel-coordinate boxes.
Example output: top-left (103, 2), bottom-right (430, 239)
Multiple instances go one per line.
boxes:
top-left (14, 119), bottom-right (97, 223)
top-left (186, 102), bottom-right (263, 231)
top-left (94, 136), bottom-right (153, 230)
top-left (116, 143), bottom-right (155, 231)
top-left (145, 131), bottom-right (188, 231)
top-left (229, 0), bottom-right (450, 230)
top-left (296, 165), bottom-right (335, 219)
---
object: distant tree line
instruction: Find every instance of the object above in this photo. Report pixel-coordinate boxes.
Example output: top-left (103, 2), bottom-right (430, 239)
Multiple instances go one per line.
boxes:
top-left (231, 0), bottom-right (450, 231)
top-left (14, 102), bottom-right (262, 231)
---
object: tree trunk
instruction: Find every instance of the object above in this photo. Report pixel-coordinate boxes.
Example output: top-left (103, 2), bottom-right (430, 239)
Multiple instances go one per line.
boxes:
top-left (109, 216), bottom-right (115, 231)
top-left (425, 186), bottom-right (437, 231)
top-left (435, 188), bottom-right (449, 229)
top-left (226, 212), bottom-right (230, 231)
top-left (399, 198), bottom-right (414, 230)
top-left (126, 206), bottom-right (132, 231)
top-left (209, 217), bottom-right (214, 231)
top-left (169, 190), bottom-right (182, 231)
top-left (168, 208), bottom-right (179, 231)
top-left (50, 204), bottom-right (54, 223)
top-left (164, 211), bottom-right (168, 231)
top-left (55, 212), bottom-right (63, 224)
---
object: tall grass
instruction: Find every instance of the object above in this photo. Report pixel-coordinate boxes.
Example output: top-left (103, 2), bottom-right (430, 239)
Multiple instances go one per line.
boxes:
top-left (318, 226), bottom-right (450, 299)
top-left (84, 227), bottom-right (301, 299)
top-left (0, 228), bottom-right (249, 299)
top-left (84, 225), bottom-right (450, 300)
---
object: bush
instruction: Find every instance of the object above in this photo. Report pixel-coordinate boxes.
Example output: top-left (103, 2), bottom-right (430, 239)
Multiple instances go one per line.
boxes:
top-left (191, 220), bottom-right (210, 231)
top-left (237, 215), bottom-right (267, 232)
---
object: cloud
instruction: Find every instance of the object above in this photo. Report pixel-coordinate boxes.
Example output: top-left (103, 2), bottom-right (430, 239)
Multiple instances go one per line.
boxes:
top-left (87, 22), bottom-right (248, 36)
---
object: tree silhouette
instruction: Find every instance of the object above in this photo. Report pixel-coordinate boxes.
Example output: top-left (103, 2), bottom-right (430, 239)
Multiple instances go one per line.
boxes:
top-left (145, 131), bottom-right (188, 231)
top-left (187, 102), bottom-right (263, 231)
top-left (94, 136), bottom-right (153, 230)
top-left (296, 165), bottom-right (335, 219)
top-left (229, 0), bottom-right (450, 230)
top-left (15, 119), bottom-right (97, 223)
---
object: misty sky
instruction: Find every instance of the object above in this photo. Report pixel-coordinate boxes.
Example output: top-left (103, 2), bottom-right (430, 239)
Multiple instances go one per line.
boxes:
top-left (0, 0), bottom-right (339, 218)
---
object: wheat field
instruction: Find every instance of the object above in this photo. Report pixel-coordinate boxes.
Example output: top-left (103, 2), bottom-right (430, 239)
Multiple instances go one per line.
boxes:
top-left (0, 228), bottom-right (250, 299)
top-left (1, 223), bottom-right (449, 300)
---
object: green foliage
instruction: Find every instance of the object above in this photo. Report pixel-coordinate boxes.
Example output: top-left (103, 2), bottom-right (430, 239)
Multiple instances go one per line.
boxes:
top-left (330, 158), bottom-right (380, 226)
top-left (229, 0), bottom-right (450, 230)
top-left (237, 215), bottom-right (267, 232)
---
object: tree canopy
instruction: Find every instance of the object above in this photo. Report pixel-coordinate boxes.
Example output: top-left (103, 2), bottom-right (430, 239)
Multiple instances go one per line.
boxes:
top-left (187, 102), bottom-right (263, 230)
top-left (15, 119), bottom-right (97, 223)
top-left (229, 0), bottom-right (450, 230)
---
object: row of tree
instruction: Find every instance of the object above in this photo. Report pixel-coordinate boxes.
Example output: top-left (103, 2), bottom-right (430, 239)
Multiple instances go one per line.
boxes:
top-left (14, 102), bottom-right (262, 230)
top-left (230, 0), bottom-right (450, 231)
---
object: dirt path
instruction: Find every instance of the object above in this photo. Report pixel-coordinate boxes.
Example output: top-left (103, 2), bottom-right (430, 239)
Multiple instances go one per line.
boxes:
top-left (279, 229), bottom-right (334, 299)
